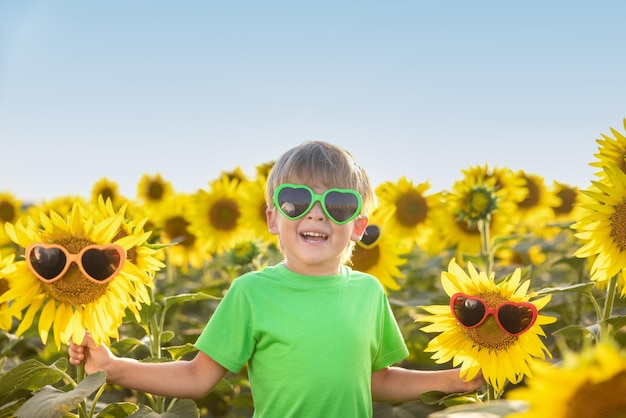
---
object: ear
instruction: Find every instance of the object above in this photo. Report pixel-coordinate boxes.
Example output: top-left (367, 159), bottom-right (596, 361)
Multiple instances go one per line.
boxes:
top-left (351, 215), bottom-right (369, 242)
top-left (266, 207), bottom-right (280, 235)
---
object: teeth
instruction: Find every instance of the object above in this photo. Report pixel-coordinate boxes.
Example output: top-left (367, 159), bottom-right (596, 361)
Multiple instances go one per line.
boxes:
top-left (302, 232), bottom-right (327, 238)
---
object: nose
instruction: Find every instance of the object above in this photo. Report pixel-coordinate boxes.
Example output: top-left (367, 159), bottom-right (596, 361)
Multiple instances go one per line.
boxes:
top-left (306, 202), bottom-right (326, 220)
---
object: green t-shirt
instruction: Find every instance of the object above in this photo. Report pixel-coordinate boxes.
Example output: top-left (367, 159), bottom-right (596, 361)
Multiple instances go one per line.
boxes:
top-left (194, 263), bottom-right (409, 418)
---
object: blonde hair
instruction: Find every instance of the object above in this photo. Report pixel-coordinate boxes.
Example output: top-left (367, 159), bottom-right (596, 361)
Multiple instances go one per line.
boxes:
top-left (266, 141), bottom-right (376, 215)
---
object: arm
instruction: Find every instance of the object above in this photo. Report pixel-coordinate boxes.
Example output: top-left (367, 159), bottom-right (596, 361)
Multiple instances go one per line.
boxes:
top-left (370, 366), bottom-right (484, 403)
top-left (69, 333), bottom-right (228, 399)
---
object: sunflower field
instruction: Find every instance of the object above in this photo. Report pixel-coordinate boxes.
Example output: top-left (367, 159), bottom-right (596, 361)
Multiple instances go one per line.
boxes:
top-left (1, 119), bottom-right (626, 417)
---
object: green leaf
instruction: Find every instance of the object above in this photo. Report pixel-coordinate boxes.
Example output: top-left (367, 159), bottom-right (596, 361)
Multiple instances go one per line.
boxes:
top-left (604, 314), bottom-right (626, 330)
top-left (160, 330), bottom-right (175, 344)
top-left (0, 359), bottom-right (66, 404)
top-left (126, 399), bottom-right (200, 417)
top-left (142, 242), bottom-right (177, 251)
top-left (536, 282), bottom-right (595, 295)
top-left (15, 371), bottom-right (106, 418)
top-left (96, 402), bottom-right (140, 417)
top-left (0, 399), bottom-right (24, 418)
top-left (163, 293), bottom-right (221, 313)
top-left (428, 400), bottom-right (528, 417)
top-left (419, 390), bottom-right (479, 406)
top-left (552, 255), bottom-right (586, 270)
top-left (138, 302), bottom-right (162, 326)
top-left (419, 390), bottom-right (449, 405)
top-left (164, 343), bottom-right (198, 361)
top-left (492, 234), bottom-right (520, 248)
top-left (552, 324), bottom-right (598, 343)
top-left (212, 377), bottom-right (235, 393)
top-left (0, 331), bottom-right (22, 358)
top-left (440, 395), bottom-right (483, 408)
top-left (458, 254), bottom-right (487, 270)
top-left (111, 338), bottom-right (150, 357)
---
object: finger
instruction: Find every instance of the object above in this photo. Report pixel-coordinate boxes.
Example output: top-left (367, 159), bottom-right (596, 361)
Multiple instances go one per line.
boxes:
top-left (69, 342), bottom-right (83, 353)
top-left (69, 351), bottom-right (84, 365)
top-left (81, 331), bottom-right (96, 348)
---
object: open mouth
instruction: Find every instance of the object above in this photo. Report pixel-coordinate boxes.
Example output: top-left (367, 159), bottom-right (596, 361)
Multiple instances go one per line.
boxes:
top-left (301, 231), bottom-right (328, 242)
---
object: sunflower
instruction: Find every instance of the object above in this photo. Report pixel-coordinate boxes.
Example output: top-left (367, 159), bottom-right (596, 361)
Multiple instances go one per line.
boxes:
top-left (435, 166), bottom-right (529, 262)
top-left (437, 207), bottom-right (515, 263)
top-left (449, 165), bottom-right (524, 225)
top-left (550, 181), bottom-right (582, 222)
top-left (461, 164), bottom-right (528, 206)
top-left (416, 258), bottom-right (556, 395)
top-left (496, 243), bottom-right (546, 269)
top-left (91, 177), bottom-right (130, 212)
top-left (189, 176), bottom-right (249, 256)
top-left (131, 173), bottom-right (176, 238)
top-left (507, 342), bottom-right (626, 418)
top-left (209, 166), bottom-right (249, 187)
top-left (538, 181), bottom-right (585, 240)
top-left (152, 192), bottom-right (207, 272)
top-left (573, 162), bottom-right (626, 296)
top-left (350, 210), bottom-right (411, 291)
top-left (27, 195), bottom-right (87, 220)
top-left (0, 191), bottom-right (24, 247)
top-left (237, 176), bottom-right (278, 247)
top-left (135, 172), bottom-right (174, 207)
top-left (0, 252), bottom-right (15, 330)
top-left (374, 176), bottom-right (443, 253)
top-left (590, 117), bottom-right (626, 177)
top-left (255, 160), bottom-right (275, 180)
top-left (0, 197), bottom-right (164, 348)
top-left (511, 171), bottom-right (560, 234)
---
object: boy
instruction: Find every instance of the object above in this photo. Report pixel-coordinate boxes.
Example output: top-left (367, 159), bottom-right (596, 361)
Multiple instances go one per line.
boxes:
top-left (69, 140), bottom-right (483, 417)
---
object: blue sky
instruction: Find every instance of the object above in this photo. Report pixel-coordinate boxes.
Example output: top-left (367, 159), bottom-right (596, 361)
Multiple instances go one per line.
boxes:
top-left (1, 1), bottom-right (625, 203)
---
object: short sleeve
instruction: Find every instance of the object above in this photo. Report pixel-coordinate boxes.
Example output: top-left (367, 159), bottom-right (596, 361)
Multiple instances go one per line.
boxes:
top-left (372, 291), bottom-right (409, 371)
top-left (194, 280), bottom-right (255, 372)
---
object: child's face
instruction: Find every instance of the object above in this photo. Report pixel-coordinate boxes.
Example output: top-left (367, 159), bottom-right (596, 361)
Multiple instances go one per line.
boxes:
top-left (267, 183), bottom-right (368, 276)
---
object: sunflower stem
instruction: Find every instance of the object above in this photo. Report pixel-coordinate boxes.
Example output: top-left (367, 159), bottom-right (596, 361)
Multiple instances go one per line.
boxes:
top-left (478, 216), bottom-right (494, 275)
top-left (600, 274), bottom-right (618, 342)
top-left (149, 297), bottom-right (162, 359)
top-left (77, 402), bottom-right (89, 418)
top-left (69, 364), bottom-right (89, 418)
top-left (88, 384), bottom-right (108, 417)
top-left (67, 354), bottom-right (89, 417)
top-left (77, 362), bottom-right (85, 382)
top-left (166, 252), bottom-right (177, 287)
top-left (487, 383), bottom-right (500, 401)
top-left (146, 286), bottom-right (167, 413)
top-left (573, 258), bottom-right (587, 327)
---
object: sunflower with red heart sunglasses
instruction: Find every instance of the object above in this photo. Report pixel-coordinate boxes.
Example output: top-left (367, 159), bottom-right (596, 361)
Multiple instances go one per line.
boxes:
top-left (450, 292), bottom-right (538, 336)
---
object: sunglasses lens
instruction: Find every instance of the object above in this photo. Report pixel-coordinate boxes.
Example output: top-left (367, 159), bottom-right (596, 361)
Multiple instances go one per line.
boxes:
top-left (29, 246), bottom-right (67, 281)
top-left (324, 191), bottom-right (359, 223)
top-left (277, 187), bottom-right (312, 219)
top-left (452, 296), bottom-right (485, 327)
top-left (81, 248), bottom-right (123, 281)
top-left (360, 225), bottom-right (380, 246)
top-left (497, 304), bottom-right (535, 335)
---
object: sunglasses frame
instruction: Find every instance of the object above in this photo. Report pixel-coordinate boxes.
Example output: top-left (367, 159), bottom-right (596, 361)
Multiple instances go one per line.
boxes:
top-left (273, 183), bottom-right (363, 225)
top-left (450, 292), bottom-right (538, 336)
top-left (25, 242), bottom-right (127, 284)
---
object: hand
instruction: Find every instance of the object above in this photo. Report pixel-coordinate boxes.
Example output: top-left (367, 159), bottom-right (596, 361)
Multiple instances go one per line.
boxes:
top-left (460, 370), bottom-right (485, 392)
top-left (68, 331), bottom-right (116, 375)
